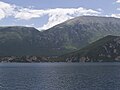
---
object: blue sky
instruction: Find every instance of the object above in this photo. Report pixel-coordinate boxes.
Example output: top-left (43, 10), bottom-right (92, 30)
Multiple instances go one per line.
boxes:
top-left (0, 0), bottom-right (120, 30)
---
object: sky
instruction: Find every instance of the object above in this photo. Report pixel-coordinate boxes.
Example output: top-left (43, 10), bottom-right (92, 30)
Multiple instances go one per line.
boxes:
top-left (0, 0), bottom-right (120, 30)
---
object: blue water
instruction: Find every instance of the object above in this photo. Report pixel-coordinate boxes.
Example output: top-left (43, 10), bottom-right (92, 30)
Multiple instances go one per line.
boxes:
top-left (0, 63), bottom-right (120, 90)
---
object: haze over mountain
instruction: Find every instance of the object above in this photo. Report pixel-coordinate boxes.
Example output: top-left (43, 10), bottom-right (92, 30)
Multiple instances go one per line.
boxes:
top-left (0, 16), bottom-right (120, 56)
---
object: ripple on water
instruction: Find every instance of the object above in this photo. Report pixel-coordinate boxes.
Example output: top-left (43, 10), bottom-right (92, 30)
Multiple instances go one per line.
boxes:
top-left (0, 63), bottom-right (119, 90)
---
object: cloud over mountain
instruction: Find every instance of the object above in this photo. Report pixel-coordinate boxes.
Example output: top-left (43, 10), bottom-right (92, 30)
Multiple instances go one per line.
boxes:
top-left (0, 1), bottom-right (102, 30)
top-left (13, 6), bottom-right (101, 30)
top-left (111, 14), bottom-right (120, 18)
top-left (38, 8), bottom-right (101, 30)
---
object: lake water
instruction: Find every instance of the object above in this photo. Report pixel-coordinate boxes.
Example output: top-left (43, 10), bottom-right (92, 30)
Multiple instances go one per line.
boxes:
top-left (0, 63), bottom-right (120, 90)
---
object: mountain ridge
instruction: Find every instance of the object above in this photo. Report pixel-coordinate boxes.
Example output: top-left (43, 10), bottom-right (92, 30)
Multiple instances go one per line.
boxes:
top-left (0, 16), bottom-right (120, 56)
top-left (60, 35), bottom-right (120, 62)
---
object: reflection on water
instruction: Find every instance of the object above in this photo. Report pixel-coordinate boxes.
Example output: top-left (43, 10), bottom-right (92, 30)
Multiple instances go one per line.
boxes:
top-left (0, 63), bottom-right (120, 90)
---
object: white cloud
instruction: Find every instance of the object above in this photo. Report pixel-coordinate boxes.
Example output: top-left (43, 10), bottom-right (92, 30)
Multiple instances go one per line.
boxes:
top-left (2, 1), bottom-right (120, 31)
top-left (116, 0), bottom-right (120, 3)
top-left (14, 8), bottom-right (46, 20)
top-left (36, 8), bottom-right (101, 30)
top-left (111, 14), bottom-right (120, 18)
top-left (113, 1), bottom-right (120, 18)
top-left (0, 1), bottom-right (101, 30)
top-left (0, 1), bottom-right (15, 19)
top-left (0, 9), bottom-right (5, 19)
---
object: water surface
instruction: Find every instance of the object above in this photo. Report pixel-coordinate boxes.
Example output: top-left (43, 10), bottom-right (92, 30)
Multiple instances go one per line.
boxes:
top-left (0, 63), bottom-right (120, 90)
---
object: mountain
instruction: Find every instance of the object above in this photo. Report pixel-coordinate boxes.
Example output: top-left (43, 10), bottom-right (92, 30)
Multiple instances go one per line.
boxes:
top-left (60, 35), bottom-right (120, 62)
top-left (41, 16), bottom-right (120, 55)
top-left (0, 26), bottom-right (41, 56)
top-left (1, 35), bottom-right (120, 62)
top-left (1, 16), bottom-right (120, 56)
top-left (0, 26), bottom-right (74, 56)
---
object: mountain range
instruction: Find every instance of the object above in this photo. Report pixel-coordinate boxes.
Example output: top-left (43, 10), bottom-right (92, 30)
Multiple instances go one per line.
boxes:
top-left (0, 16), bottom-right (120, 56)
top-left (60, 35), bottom-right (120, 62)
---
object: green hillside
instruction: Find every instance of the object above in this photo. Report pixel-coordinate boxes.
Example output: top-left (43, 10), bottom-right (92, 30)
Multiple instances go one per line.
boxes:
top-left (61, 35), bottom-right (120, 62)
top-left (0, 16), bottom-right (120, 56)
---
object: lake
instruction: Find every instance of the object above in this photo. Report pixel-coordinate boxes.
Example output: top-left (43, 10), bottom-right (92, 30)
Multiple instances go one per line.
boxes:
top-left (0, 63), bottom-right (120, 90)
